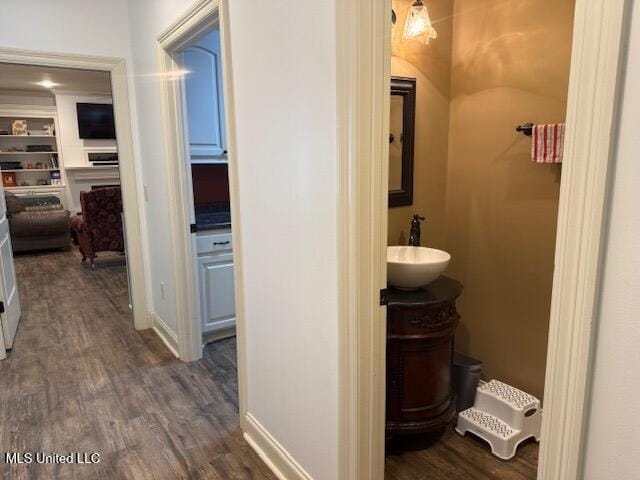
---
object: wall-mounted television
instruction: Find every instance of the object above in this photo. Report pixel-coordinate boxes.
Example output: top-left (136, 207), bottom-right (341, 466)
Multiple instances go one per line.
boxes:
top-left (76, 103), bottom-right (116, 139)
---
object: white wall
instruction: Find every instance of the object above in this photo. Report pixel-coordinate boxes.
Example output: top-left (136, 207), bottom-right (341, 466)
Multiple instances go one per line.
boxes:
top-left (125, 0), bottom-right (194, 331)
top-left (54, 93), bottom-right (119, 214)
top-left (227, 2), bottom-right (338, 478)
top-left (125, 1), bottom-right (339, 477)
top-left (0, 0), bottom-right (133, 58)
top-left (54, 93), bottom-right (116, 168)
top-left (582, 2), bottom-right (640, 479)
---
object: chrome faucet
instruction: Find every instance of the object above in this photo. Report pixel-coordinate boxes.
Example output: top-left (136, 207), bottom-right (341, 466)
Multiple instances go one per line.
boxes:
top-left (408, 214), bottom-right (426, 246)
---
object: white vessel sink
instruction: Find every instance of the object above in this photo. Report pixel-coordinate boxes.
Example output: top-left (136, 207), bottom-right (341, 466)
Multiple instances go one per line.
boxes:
top-left (387, 246), bottom-right (451, 289)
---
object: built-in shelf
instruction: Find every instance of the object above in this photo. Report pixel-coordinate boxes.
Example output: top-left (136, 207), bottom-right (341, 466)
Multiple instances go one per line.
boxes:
top-left (65, 165), bottom-right (119, 170)
top-left (1, 169), bottom-right (60, 172)
top-left (0, 110), bottom-right (66, 198)
top-left (0, 151), bottom-right (57, 155)
top-left (5, 184), bottom-right (65, 190)
top-left (0, 135), bottom-right (56, 139)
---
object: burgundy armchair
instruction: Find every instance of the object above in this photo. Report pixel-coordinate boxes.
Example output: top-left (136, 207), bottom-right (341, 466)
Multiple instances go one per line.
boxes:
top-left (70, 187), bottom-right (124, 266)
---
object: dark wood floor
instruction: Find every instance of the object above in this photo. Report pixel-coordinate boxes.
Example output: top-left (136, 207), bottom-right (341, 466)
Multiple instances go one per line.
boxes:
top-left (1, 249), bottom-right (537, 479)
top-left (0, 249), bottom-right (276, 480)
top-left (385, 422), bottom-right (538, 480)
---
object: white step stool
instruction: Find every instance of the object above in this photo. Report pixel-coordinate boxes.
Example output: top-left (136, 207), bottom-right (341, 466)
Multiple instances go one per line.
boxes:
top-left (455, 379), bottom-right (541, 460)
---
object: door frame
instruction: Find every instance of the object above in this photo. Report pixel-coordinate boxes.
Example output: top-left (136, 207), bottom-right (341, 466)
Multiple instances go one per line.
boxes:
top-left (0, 324), bottom-right (5, 360)
top-left (336, 0), bottom-right (630, 479)
top-left (0, 47), bottom-right (149, 332)
top-left (156, 0), bottom-right (247, 413)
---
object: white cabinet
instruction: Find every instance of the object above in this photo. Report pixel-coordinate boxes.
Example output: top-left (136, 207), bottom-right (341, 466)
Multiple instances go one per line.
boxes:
top-left (182, 29), bottom-right (227, 162)
top-left (197, 231), bottom-right (235, 336)
top-left (198, 252), bottom-right (235, 334)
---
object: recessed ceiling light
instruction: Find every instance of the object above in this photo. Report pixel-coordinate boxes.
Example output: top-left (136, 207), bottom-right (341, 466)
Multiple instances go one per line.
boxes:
top-left (36, 80), bottom-right (59, 89)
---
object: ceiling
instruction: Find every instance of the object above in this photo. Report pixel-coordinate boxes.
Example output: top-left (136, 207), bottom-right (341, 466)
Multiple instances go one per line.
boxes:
top-left (0, 63), bottom-right (112, 95)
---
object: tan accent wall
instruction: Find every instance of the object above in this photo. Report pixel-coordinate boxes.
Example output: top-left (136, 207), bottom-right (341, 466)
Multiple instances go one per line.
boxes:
top-left (388, 0), bottom-right (453, 248)
top-left (445, 0), bottom-right (574, 398)
top-left (388, 0), bottom-right (575, 398)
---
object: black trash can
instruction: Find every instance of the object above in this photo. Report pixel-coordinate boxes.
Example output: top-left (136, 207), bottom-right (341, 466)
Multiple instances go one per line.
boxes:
top-left (452, 352), bottom-right (483, 412)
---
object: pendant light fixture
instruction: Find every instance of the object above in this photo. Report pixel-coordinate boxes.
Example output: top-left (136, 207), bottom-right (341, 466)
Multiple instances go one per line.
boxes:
top-left (402, 0), bottom-right (438, 44)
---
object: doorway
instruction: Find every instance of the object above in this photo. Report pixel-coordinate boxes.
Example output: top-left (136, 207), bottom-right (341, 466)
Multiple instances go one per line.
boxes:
top-left (0, 63), bottom-right (134, 355)
top-left (177, 25), bottom-right (237, 349)
top-left (384, 0), bottom-right (574, 477)
top-left (156, 0), bottom-right (246, 398)
top-left (0, 50), bottom-right (149, 360)
top-left (336, 0), bottom-right (629, 478)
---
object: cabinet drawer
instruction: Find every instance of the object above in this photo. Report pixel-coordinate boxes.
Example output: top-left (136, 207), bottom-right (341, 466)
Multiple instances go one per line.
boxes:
top-left (196, 232), bottom-right (232, 255)
top-left (387, 303), bottom-right (459, 336)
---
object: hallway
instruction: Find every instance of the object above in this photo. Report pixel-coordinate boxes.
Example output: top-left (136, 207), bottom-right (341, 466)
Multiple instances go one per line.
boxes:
top-left (0, 250), bottom-right (275, 479)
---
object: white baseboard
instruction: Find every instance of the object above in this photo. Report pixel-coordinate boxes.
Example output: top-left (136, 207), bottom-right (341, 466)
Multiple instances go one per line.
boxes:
top-left (149, 311), bottom-right (179, 358)
top-left (243, 412), bottom-right (313, 480)
top-left (202, 325), bottom-right (236, 345)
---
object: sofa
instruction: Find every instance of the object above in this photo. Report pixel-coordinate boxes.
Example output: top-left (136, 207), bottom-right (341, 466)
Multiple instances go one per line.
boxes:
top-left (4, 192), bottom-right (71, 253)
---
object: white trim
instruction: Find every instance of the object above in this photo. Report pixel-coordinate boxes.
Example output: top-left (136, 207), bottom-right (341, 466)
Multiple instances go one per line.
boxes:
top-left (50, 89), bottom-right (112, 97)
top-left (156, 0), bottom-right (220, 365)
top-left (243, 413), bottom-right (313, 480)
top-left (202, 325), bottom-right (236, 344)
top-left (156, 0), bottom-right (249, 431)
top-left (150, 311), bottom-right (179, 358)
top-left (218, 0), bottom-right (249, 431)
top-left (110, 60), bottom-right (149, 330)
top-left (337, 0), bottom-right (629, 479)
top-left (336, 0), bottom-right (390, 478)
top-left (539, 1), bottom-right (629, 479)
top-left (0, 325), bottom-right (6, 360)
top-left (157, 0), bottom-right (219, 51)
top-left (0, 47), bottom-right (149, 331)
top-left (0, 49), bottom-right (128, 75)
top-left (0, 105), bottom-right (57, 116)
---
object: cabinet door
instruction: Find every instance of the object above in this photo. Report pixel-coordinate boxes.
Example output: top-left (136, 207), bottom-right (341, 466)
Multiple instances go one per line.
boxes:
top-left (183, 29), bottom-right (227, 159)
top-left (0, 184), bottom-right (21, 356)
top-left (198, 252), bottom-right (235, 333)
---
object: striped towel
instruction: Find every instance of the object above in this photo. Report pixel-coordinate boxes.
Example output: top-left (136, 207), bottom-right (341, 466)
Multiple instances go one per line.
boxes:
top-left (532, 123), bottom-right (565, 163)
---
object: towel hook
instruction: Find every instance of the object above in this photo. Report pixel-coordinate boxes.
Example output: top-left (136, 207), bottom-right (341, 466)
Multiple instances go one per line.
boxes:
top-left (516, 123), bottom-right (534, 136)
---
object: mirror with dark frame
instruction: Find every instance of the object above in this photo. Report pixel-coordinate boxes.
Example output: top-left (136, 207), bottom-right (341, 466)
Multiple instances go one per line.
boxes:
top-left (388, 76), bottom-right (416, 208)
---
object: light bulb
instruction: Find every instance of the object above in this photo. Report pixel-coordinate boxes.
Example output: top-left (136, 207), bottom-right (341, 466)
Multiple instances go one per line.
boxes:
top-left (402, 0), bottom-right (438, 44)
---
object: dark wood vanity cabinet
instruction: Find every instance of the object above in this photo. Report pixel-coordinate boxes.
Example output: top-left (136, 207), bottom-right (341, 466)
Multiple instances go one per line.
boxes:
top-left (386, 276), bottom-right (463, 436)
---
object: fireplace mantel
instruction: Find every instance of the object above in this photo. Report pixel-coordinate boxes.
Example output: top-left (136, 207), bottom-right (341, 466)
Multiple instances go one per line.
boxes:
top-left (65, 165), bottom-right (120, 181)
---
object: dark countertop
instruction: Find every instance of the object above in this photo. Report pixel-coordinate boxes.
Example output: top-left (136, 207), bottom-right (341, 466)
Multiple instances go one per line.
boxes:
top-left (198, 221), bottom-right (232, 231)
top-left (195, 203), bottom-right (231, 231)
top-left (386, 276), bottom-right (463, 307)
